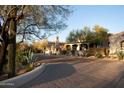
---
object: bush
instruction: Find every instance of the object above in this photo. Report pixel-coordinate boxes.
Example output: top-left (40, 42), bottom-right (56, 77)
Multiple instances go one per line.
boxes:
top-left (60, 50), bottom-right (67, 55)
top-left (95, 52), bottom-right (103, 58)
top-left (116, 51), bottom-right (124, 60)
top-left (26, 64), bottom-right (34, 72)
top-left (32, 48), bottom-right (42, 53)
top-left (16, 46), bottom-right (34, 67)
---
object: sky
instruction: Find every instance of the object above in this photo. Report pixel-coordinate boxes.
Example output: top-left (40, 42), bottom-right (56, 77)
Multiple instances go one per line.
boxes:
top-left (49, 5), bottom-right (124, 42)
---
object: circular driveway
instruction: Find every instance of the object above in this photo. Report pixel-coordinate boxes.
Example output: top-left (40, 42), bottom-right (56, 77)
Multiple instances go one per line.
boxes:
top-left (22, 57), bottom-right (124, 88)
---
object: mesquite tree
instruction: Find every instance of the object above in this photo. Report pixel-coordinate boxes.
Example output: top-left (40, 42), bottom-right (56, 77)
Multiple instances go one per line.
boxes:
top-left (0, 5), bottom-right (71, 77)
top-left (7, 7), bottom-right (17, 77)
top-left (0, 6), bottom-right (24, 77)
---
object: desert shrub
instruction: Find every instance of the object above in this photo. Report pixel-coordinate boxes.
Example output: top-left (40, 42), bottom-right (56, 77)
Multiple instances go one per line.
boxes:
top-left (26, 64), bottom-right (34, 72)
top-left (95, 52), bottom-right (103, 58)
top-left (116, 51), bottom-right (124, 60)
top-left (71, 50), bottom-right (75, 55)
top-left (16, 47), bottom-right (34, 67)
top-left (83, 50), bottom-right (89, 57)
top-left (60, 50), bottom-right (67, 55)
top-left (32, 48), bottom-right (42, 53)
top-left (16, 49), bottom-right (27, 66)
top-left (84, 52), bottom-right (90, 57)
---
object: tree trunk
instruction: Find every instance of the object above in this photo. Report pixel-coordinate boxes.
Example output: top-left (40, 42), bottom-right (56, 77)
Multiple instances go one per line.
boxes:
top-left (8, 17), bottom-right (17, 77)
top-left (0, 22), bottom-right (9, 76)
top-left (0, 44), bottom-right (5, 75)
top-left (0, 43), bottom-right (8, 75)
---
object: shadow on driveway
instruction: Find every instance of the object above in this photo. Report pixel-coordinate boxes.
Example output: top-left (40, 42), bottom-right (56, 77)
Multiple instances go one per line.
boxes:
top-left (23, 63), bottom-right (76, 87)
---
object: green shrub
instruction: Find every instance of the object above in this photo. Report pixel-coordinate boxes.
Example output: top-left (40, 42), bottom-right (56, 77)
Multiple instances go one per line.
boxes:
top-left (116, 51), bottom-right (124, 60)
top-left (95, 52), bottom-right (103, 58)
top-left (26, 64), bottom-right (34, 72)
top-left (16, 47), bottom-right (34, 67)
top-left (60, 50), bottom-right (67, 55)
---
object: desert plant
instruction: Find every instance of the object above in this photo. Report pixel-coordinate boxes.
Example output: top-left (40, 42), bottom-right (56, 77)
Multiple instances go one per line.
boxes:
top-left (95, 52), bottom-right (103, 58)
top-left (16, 47), bottom-right (34, 66)
top-left (24, 49), bottom-right (34, 64)
top-left (16, 49), bottom-right (28, 66)
top-left (26, 64), bottom-right (34, 72)
top-left (116, 51), bottom-right (124, 60)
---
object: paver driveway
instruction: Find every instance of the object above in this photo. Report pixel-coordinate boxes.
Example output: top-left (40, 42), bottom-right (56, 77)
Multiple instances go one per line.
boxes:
top-left (22, 57), bottom-right (124, 88)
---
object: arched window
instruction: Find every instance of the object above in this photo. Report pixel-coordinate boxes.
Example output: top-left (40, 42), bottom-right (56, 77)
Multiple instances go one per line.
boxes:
top-left (121, 41), bottom-right (124, 50)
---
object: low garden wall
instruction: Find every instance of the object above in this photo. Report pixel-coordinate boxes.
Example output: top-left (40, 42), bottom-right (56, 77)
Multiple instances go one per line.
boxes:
top-left (88, 48), bottom-right (109, 56)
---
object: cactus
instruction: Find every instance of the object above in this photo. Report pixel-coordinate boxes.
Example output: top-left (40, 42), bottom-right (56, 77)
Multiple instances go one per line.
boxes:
top-left (24, 49), bottom-right (34, 64)
top-left (116, 51), bottom-right (124, 60)
top-left (95, 52), bottom-right (103, 58)
top-left (16, 48), bottom-right (34, 68)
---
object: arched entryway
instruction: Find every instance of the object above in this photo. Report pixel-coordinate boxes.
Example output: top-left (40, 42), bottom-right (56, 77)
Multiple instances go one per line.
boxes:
top-left (66, 45), bottom-right (71, 51)
top-left (72, 44), bottom-right (78, 51)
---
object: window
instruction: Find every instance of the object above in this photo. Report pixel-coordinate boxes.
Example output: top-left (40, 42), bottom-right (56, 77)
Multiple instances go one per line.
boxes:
top-left (121, 41), bottom-right (124, 50)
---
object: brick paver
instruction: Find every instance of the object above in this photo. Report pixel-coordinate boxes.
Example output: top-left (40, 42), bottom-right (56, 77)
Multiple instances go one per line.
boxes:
top-left (22, 57), bottom-right (124, 88)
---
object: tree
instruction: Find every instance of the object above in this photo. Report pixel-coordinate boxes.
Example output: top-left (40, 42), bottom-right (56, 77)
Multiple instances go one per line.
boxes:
top-left (17, 6), bottom-right (72, 42)
top-left (33, 39), bottom-right (48, 51)
top-left (0, 5), bottom-right (72, 77)
top-left (0, 6), bottom-right (72, 41)
top-left (0, 6), bottom-right (18, 77)
top-left (66, 30), bottom-right (77, 43)
top-left (93, 25), bottom-right (109, 47)
top-left (66, 25), bottom-right (109, 48)
top-left (66, 27), bottom-right (93, 43)
top-left (79, 26), bottom-right (93, 42)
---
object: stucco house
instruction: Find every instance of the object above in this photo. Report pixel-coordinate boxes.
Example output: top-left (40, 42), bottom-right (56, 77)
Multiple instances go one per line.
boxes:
top-left (45, 36), bottom-right (65, 54)
top-left (41, 31), bottom-right (124, 56)
top-left (109, 31), bottom-right (124, 55)
top-left (64, 32), bottom-right (124, 56)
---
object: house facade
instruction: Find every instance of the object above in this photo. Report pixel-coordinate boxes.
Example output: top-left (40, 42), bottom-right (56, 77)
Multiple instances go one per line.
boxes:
top-left (43, 31), bottom-right (124, 56)
top-left (109, 32), bottom-right (124, 55)
top-left (45, 36), bottom-right (65, 54)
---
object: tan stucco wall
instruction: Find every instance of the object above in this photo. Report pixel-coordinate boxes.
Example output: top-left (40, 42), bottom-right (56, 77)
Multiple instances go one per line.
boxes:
top-left (109, 32), bottom-right (124, 55)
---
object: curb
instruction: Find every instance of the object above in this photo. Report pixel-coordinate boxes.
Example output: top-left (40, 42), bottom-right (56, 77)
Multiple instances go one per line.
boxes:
top-left (0, 63), bottom-right (46, 88)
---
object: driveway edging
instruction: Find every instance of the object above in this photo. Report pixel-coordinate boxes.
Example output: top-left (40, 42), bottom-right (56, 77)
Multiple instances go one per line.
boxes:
top-left (0, 63), bottom-right (46, 88)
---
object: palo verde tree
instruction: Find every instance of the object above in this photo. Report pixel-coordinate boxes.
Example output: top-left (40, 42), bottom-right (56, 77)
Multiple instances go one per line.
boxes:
top-left (66, 25), bottom-right (109, 46)
top-left (93, 25), bottom-right (109, 47)
top-left (66, 30), bottom-right (78, 43)
top-left (0, 5), bottom-right (72, 77)
top-left (66, 26), bottom-right (93, 43)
